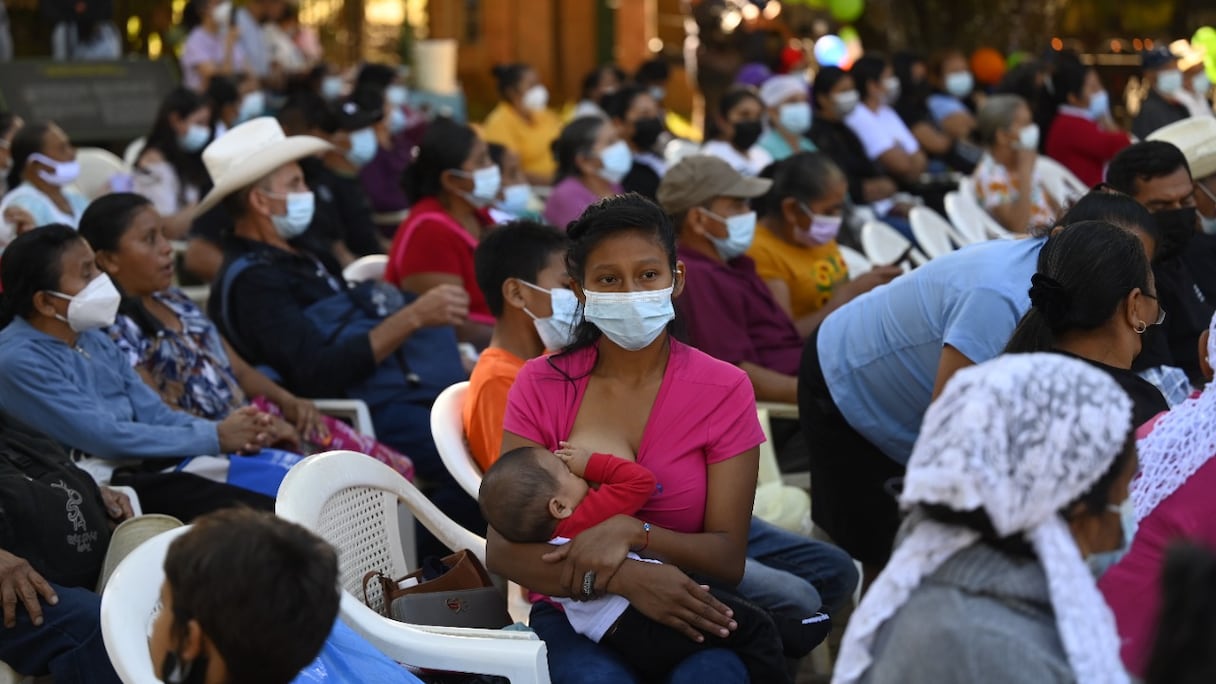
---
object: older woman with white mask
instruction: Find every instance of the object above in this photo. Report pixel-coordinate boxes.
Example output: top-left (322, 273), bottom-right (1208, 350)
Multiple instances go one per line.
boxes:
top-left (835, 353), bottom-right (1136, 684)
top-left (971, 94), bottom-right (1060, 233)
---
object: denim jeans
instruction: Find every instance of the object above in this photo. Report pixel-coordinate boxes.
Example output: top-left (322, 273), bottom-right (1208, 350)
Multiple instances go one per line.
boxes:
top-left (739, 518), bottom-right (859, 616)
top-left (0, 584), bottom-right (120, 684)
top-left (529, 601), bottom-right (748, 683)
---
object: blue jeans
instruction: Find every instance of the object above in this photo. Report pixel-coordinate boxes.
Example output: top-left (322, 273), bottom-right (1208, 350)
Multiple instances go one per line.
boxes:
top-left (0, 584), bottom-right (120, 684)
top-left (739, 518), bottom-right (858, 616)
top-left (529, 601), bottom-right (748, 683)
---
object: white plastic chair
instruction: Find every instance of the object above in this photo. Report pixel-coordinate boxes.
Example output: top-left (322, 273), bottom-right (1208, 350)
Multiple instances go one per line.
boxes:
top-left (837, 244), bottom-right (873, 277)
top-left (1035, 156), bottom-right (1087, 205)
top-left (122, 137), bottom-right (147, 170)
top-left (753, 403), bottom-right (812, 535)
top-left (343, 254), bottom-right (389, 284)
top-left (314, 399), bottom-right (376, 438)
top-left (947, 188), bottom-right (1013, 241)
top-left (908, 206), bottom-right (962, 259)
top-left (275, 451), bottom-right (550, 683)
top-left (430, 382), bottom-right (483, 500)
top-left (860, 220), bottom-right (925, 272)
top-left (73, 147), bottom-right (125, 200)
top-left (100, 525), bottom-right (189, 684)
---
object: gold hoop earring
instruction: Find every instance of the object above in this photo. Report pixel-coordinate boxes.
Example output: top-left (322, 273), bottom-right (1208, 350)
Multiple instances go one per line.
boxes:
top-left (1134, 320), bottom-right (1147, 334)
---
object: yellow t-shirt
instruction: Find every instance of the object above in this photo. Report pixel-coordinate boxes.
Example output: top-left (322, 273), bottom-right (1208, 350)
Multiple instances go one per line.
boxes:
top-left (747, 224), bottom-right (849, 320)
top-left (482, 102), bottom-right (562, 181)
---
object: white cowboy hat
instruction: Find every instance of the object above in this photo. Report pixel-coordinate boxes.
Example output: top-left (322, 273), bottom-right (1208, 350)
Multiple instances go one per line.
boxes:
top-left (1170, 39), bottom-right (1207, 72)
top-left (1149, 116), bottom-right (1216, 181)
top-left (194, 116), bottom-right (333, 215)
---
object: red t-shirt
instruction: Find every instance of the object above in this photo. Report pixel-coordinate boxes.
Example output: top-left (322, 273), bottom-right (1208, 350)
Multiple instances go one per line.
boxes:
top-left (385, 197), bottom-right (494, 324)
top-left (554, 454), bottom-right (658, 538)
top-left (1044, 110), bottom-right (1132, 189)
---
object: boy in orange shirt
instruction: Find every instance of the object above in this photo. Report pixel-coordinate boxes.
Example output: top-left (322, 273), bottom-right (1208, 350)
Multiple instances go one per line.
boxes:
top-left (463, 221), bottom-right (574, 470)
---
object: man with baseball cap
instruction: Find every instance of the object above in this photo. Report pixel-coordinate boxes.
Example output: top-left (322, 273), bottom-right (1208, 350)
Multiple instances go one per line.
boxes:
top-left (657, 154), bottom-right (803, 403)
top-left (197, 117), bottom-right (480, 555)
top-left (1134, 47), bottom-right (1192, 139)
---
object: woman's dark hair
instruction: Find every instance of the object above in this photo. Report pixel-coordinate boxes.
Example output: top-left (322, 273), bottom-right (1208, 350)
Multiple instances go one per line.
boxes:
top-left (205, 75), bottom-right (240, 129)
top-left (487, 142), bottom-right (507, 168)
top-left (552, 116), bottom-right (606, 184)
top-left (920, 430), bottom-right (1135, 558)
top-left (1050, 57), bottom-right (1088, 106)
top-left (182, 0), bottom-right (203, 32)
top-left (551, 194), bottom-right (677, 366)
top-left (754, 151), bottom-right (845, 219)
top-left (1145, 542), bottom-right (1216, 684)
top-left (600, 84), bottom-right (649, 122)
top-left (7, 122), bottom-right (50, 191)
top-left (850, 54), bottom-right (889, 99)
top-left (1004, 220), bottom-right (1151, 354)
top-left (893, 51), bottom-right (931, 125)
top-left (140, 88), bottom-right (212, 196)
top-left (491, 63), bottom-right (531, 99)
top-left (812, 66), bottom-right (850, 112)
top-left (0, 224), bottom-right (85, 328)
top-left (580, 65), bottom-right (625, 101)
top-left (401, 117), bottom-right (477, 202)
top-left (707, 85), bottom-right (763, 141)
top-left (77, 193), bottom-right (166, 337)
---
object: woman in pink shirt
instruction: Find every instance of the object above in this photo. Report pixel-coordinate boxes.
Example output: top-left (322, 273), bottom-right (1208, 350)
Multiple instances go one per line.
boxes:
top-left (1099, 313), bottom-right (1216, 677)
top-left (488, 194), bottom-right (756, 682)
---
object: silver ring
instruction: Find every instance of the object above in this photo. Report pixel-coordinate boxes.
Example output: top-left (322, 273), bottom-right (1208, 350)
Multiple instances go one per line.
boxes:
top-left (581, 570), bottom-right (596, 598)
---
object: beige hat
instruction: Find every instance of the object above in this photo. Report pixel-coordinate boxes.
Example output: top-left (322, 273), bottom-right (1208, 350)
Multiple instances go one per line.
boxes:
top-left (194, 117), bottom-right (333, 215)
top-left (96, 514), bottom-right (183, 593)
top-left (657, 155), bottom-right (773, 215)
top-left (1170, 39), bottom-right (1207, 72)
top-left (1148, 116), bottom-right (1216, 180)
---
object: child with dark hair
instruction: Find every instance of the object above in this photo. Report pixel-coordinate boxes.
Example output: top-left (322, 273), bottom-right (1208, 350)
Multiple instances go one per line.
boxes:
top-left (480, 444), bottom-right (823, 684)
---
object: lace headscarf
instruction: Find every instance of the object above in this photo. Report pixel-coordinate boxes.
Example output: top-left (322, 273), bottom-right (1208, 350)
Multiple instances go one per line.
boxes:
top-left (1132, 311), bottom-right (1216, 523)
top-left (833, 353), bottom-right (1133, 684)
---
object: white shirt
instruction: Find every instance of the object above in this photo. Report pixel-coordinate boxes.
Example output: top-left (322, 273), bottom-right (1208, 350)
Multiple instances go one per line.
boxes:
top-left (845, 103), bottom-right (921, 161)
top-left (550, 537), bottom-right (659, 642)
top-left (700, 139), bottom-right (773, 176)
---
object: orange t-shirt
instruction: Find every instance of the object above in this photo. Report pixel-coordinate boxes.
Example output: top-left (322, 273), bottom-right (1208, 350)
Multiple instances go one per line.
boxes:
top-left (462, 347), bottom-right (527, 471)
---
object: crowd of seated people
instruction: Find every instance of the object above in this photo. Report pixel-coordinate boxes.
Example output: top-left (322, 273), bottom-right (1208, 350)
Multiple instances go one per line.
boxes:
top-left (4, 29), bottom-right (1216, 684)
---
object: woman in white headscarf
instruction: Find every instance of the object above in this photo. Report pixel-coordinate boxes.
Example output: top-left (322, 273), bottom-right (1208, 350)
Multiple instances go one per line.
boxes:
top-left (1099, 310), bottom-right (1216, 678)
top-left (835, 353), bottom-right (1136, 684)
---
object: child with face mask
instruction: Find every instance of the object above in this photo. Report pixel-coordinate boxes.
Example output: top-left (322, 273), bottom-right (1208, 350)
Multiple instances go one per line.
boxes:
top-left (701, 86), bottom-right (774, 176)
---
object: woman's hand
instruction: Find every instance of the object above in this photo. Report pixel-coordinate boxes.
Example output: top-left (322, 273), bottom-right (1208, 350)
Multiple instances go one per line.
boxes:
top-left (542, 514), bottom-right (638, 597)
top-left (267, 416), bottom-right (303, 452)
top-left (217, 406), bottom-right (273, 454)
top-left (279, 395), bottom-right (327, 442)
top-left (608, 561), bottom-right (737, 643)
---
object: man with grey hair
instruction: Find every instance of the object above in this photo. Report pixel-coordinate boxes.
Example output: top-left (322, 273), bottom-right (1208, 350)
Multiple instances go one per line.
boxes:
top-left (971, 93), bottom-right (1061, 234)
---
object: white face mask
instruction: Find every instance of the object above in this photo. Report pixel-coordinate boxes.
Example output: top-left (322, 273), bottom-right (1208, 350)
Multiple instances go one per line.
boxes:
top-left (583, 285), bottom-right (675, 351)
top-left (833, 90), bottom-right (860, 117)
top-left (521, 85), bottom-right (550, 112)
top-left (1158, 69), bottom-right (1184, 95)
top-left (262, 190), bottom-right (315, 239)
top-left (29, 153), bottom-right (80, 187)
top-left (321, 75), bottom-right (345, 101)
top-left (386, 85), bottom-right (409, 106)
top-left (211, 1), bottom-right (232, 25)
top-left (345, 127), bottom-right (378, 167)
top-left (1015, 123), bottom-right (1041, 151)
top-left (519, 281), bottom-right (580, 351)
top-left (701, 208), bottom-right (756, 261)
top-left (777, 102), bottom-right (812, 134)
top-left (178, 124), bottom-right (211, 153)
top-left (237, 91), bottom-right (266, 123)
top-left (597, 140), bottom-right (633, 184)
top-left (48, 273), bottom-right (121, 332)
top-left (944, 71), bottom-right (974, 98)
top-left (498, 183), bottom-right (534, 215)
top-left (883, 76), bottom-right (902, 104)
top-left (453, 165), bottom-right (502, 208)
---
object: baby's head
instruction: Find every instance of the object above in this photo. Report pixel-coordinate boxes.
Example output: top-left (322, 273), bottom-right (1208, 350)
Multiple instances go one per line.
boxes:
top-left (479, 445), bottom-right (590, 543)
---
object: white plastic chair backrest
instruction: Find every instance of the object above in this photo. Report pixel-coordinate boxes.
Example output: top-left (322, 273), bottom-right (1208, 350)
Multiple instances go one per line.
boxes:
top-left (1035, 156), bottom-right (1087, 205)
top-left (343, 254), bottom-right (389, 284)
top-left (755, 408), bottom-right (782, 487)
top-left (73, 147), bottom-right (125, 200)
top-left (122, 137), bottom-right (146, 170)
top-left (101, 525), bottom-right (189, 684)
top-left (838, 244), bottom-right (872, 277)
top-left (908, 206), bottom-right (959, 259)
top-left (860, 220), bottom-right (914, 272)
top-left (276, 451), bottom-right (486, 613)
top-left (947, 189), bottom-right (1012, 241)
top-left (431, 382), bottom-right (484, 501)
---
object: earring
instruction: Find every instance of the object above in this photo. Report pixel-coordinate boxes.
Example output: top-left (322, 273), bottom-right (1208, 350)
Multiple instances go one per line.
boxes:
top-left (1134, 320), bottom-right (1147, 334)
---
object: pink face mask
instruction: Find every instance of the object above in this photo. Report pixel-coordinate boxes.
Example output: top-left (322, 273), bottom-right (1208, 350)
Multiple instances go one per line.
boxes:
top-left (794, 204), bottom-right (843, 246)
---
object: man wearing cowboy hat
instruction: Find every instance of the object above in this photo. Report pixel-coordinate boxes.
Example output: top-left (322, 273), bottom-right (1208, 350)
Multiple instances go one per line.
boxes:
top-left (197, 117), bottom-right (470, 485)
top-left (1169, 39), bottom-right (1214, 119)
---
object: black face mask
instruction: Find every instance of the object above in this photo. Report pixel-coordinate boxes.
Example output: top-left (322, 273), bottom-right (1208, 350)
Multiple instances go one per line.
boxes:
top-left (1152, 206), bottom-right (1199, 263)
top-left (630, 117), bottom-right (665, 151)
top-left (731, 120), bottom-right (763, 151)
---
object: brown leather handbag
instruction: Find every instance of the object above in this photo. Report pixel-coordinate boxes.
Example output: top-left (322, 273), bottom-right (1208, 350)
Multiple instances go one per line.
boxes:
top-left (362, 550), bottom-right (512, 629)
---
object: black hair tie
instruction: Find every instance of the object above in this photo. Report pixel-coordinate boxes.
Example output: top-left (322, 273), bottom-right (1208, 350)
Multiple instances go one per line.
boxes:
top-left (1028, 273), bottom-right (1072, 324)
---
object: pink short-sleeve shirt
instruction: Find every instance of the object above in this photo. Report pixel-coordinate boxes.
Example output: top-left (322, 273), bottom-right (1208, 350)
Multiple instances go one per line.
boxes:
top-left (503, 340), bottom-right (764, 534)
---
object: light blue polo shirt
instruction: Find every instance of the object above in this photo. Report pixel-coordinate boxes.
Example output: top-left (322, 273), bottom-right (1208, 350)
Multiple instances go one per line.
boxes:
top-left (817, 236), bottom-right (1045, 463)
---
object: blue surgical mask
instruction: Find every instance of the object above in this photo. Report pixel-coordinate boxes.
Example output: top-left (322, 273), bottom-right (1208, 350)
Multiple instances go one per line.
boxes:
top-left (264, 190), bottom-right (315, 239)
top-left (387, 107), bottom-right (408, 135)
top-left (1194, 72), bottom-right (1213, 95)
top-left (598, 140), bottom-right (633, 184)
top-left (346, 127), bottom-right (378, 167)
top-left (701, 208), bottom-right (757, 261)
top-left (519, 280), bottom-right (580, 350)
top-left (498, 183), bottom-right (534, 215)
top-left (1158, 69), bottom-right (1184, 96)
top-left (777, 102), bottom-right (812, 135)
top-left (386, 85), bottom-right (409, 106)
top-left (583, 285), bottom-right (675, 351)
top-left (237, 91), bottom-right (265, 123)
top-left (178, 124), bottom-right (211, 153)
top-left (322, 75), bottom-right (345, 100)
top-left (1087, 90), bottom-right (1110, 120)
top-left (649, 86), bottom-right (667, 103)
top-left (944, 71), bottom-right (974, 98)
top-left (453, 165), bottom-right (501, 208)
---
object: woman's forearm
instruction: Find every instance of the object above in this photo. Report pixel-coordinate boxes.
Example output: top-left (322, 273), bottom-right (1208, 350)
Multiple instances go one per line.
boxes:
top-left (485, 527), bottom-right (573, 596)
top-left (640, 524), bottom-right (746, 586)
